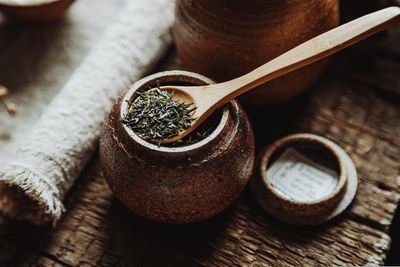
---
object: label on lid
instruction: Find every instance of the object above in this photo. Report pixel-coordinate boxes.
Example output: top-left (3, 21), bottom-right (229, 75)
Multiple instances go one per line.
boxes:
top-left (267, 148), bottom-right (338, 202)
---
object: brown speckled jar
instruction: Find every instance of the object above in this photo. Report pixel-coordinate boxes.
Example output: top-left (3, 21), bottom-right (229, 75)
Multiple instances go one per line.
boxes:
top-left (100, 70), bottom-right (255, 224)
top-left (173, 0), bottom-right (340, 106)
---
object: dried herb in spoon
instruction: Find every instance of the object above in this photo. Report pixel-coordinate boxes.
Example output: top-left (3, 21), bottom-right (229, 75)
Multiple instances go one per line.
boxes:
top-left (122, 86), bottom-right (196, 145)
top-left (168, 117), bottom-right (217, 147)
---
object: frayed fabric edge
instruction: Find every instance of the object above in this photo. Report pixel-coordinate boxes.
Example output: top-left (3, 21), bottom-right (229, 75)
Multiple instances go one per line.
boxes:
top-left (0, 165), bottom-right (64, 225)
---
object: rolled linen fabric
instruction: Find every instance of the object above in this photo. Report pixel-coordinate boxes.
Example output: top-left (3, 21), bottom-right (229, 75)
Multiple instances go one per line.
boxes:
top-left (0, 0), bottom-right (174, 225)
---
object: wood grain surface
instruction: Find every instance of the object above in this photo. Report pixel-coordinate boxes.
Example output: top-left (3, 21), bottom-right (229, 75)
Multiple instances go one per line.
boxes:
top-left (1, 0), bottom-right (400, 266)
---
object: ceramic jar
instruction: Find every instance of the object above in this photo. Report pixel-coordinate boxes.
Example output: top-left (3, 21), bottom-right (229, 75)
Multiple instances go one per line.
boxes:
top-left (100, 70), bottom-right (255, 224)
top-left (173, 0), bottom-right (340, 106)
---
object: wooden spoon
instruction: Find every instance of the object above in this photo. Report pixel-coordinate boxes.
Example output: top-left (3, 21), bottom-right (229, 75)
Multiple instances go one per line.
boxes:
top-left (159, 6), bottom-right (400, 144)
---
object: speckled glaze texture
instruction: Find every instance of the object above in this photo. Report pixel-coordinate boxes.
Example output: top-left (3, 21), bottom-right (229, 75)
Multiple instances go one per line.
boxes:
top-left (173, 0), bottom-right (340, 106)
top-left (100, 70), bottom-right (255, 224)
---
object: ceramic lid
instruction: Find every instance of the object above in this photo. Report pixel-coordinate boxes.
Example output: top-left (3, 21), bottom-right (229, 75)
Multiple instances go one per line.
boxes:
top-left (251, 133), bottom-right (358, 225)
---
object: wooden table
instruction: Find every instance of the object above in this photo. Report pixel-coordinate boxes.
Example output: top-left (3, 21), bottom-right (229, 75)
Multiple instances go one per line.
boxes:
top-left (1, 1), bottom-right (400, 266)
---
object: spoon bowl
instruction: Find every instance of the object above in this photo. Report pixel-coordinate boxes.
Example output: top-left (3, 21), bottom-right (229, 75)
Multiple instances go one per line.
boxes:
top-left (156, 84), bottom-right (209, 143)
top-left (160, 85), bottom-right (196, 107)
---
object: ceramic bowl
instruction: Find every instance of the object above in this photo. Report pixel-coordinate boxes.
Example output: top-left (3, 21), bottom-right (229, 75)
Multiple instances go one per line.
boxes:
top-left (0, 0), bottom-right (75, 21)
top-left (100, 70), bottom-right (255, 224)
top-left (173, 0), bottom-right (340, 106)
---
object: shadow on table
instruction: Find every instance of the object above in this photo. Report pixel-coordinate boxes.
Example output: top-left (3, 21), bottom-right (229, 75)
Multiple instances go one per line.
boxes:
top-left (386, 205), bottom-right (400, 265)
top-left (102, 184), bottom-right (338, 267)
top-left (105, 197), bottom-right (235, 266)
top-left (0, 217), bottom-right (53, 266)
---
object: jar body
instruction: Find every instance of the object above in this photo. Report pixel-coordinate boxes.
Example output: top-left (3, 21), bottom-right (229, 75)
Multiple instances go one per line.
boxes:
top-left (173, 0), bottom-right (340, 106)
top-left (99, 71), bottom-right (255, 224)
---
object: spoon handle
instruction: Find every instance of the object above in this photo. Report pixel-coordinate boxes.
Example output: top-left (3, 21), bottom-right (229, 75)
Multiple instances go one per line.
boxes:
top-left (215, 6), bottom-right (400, 101)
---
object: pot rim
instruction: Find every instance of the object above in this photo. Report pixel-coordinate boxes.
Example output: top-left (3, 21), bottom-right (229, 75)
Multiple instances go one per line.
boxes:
top-left (120, 70), bottom-right (230, 154)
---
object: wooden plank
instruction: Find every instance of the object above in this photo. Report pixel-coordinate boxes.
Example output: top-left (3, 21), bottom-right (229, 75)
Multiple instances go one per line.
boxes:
top-left (0, 1), bottom-right (400, 266)
top-left (0, 158), bottom-right (392, 266)
top-left (328, 27), bottom-right (400, 96)
top-left (1, 49), bottom-right (400, 265)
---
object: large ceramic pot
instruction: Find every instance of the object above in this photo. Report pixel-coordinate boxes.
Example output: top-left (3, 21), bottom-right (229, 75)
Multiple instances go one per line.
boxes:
top-left (173, 0), bottom-right (340, 106)
top-left (100, 70), bottom-right (255, 224)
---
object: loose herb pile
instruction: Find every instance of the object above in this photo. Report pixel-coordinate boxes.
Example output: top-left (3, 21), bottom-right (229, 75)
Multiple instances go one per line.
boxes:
top-left (122, 86), bottom-right (201, 146)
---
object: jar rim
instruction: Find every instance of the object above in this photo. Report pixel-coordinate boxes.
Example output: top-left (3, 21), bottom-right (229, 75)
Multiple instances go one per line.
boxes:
top-left (120, 70), bottom-right (231, 153)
